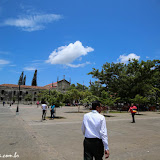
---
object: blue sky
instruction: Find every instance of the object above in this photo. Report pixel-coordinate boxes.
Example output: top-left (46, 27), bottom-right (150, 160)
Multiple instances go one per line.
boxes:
top-left (0, 0), bottom-right (160, 86)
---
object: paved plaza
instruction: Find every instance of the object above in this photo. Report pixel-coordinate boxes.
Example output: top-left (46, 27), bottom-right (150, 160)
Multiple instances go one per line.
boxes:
top-left (0, 103), bottom-right (160, 160)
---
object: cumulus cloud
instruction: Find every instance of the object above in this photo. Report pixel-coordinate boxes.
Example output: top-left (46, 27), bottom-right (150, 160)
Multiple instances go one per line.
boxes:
top-left (117, 53), bottom-right (140, 64)
top-left (2, 13), bottom-right (62, 32)
top-left (46, 41), bottom-right (94, 67)
top-left (24, 67), bottom-right (36, 71)
top-left (0, 59), bottom-right (10, 65)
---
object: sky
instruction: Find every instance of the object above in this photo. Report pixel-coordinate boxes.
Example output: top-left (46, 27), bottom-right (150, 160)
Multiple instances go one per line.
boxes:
top-left (0, 0), bottom-right (160, 87)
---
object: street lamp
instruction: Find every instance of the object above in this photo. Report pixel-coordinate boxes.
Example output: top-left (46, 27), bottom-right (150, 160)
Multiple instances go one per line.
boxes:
top-left (16, 84), bottom-right (20, 115)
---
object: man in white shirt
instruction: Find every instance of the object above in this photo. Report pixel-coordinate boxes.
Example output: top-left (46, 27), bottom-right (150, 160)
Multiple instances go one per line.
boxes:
top-left (41, 101), bottom-right (47, 120)
top-left (81, 101), bottom-right (109, 160)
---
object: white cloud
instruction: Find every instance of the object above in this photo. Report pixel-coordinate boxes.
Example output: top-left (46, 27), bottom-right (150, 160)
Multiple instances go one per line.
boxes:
top-left (46, 41), bottom-right (94, 67)
top-left (67, 62), bottom-right (91, 68)
top-left (0, 59), bottom-right (10, 65)
top-left (24, 67), bottom-right (36, 71)
top-left (117, 53), bottom-right (140, 64)
top-left (9, 65), bottom-right (16, 67)
top-left (2, 14), bottom-right (62, 32)
top-left (146, 56), bottom-right (149, 59)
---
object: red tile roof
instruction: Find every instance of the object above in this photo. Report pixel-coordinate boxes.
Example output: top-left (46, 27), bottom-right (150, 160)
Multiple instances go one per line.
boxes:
top-left (44, 82), bottom-right (57, 88)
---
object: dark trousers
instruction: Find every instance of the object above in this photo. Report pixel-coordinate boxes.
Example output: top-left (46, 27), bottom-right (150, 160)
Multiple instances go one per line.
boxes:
top-left (132, 113), bottom-right (135, 123)
top-left (84, 138), bottom-right (104, 160)
top-left (50, 110), bottom-right (54, 119)
top-left (42, 110), bottom-right (46, 120)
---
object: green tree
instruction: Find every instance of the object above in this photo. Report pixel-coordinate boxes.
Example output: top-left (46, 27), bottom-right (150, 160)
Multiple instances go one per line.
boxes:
top-left (31, 69), bottom-right (37, 86)
top-left (89, 81), bottom-right (103, 97)
top-left (18, 71), bottom-right (24, 85)
top-left (24, 94), bottom-right (32, 104)
top-left (88, 59), bottom-right (158, 105)
top-left (81, 95), bottom-right (99, 105)
top-left (37, 90), bottom-right (64, 107)
top-left (22, 75), bottom-right (26, 85)
top-left (132, 94), bottom-right (149, 114)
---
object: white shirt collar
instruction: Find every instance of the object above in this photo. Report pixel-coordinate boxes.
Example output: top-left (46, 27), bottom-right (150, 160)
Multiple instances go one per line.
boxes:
top-left (92, 110), bottom-right (98, 113)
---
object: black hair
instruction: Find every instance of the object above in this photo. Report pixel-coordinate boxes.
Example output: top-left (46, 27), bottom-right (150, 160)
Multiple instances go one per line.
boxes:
top-left (92, 100), bottom-right (101, 110)
top-left (41, 100), bottom-right (46, 104)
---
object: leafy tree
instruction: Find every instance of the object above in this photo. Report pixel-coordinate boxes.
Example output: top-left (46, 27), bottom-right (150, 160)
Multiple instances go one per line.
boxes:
top-left (131, 94), bottom-right (149, 114)
top-left (68, 84), bottom-right (76, 90)
top-left (81, 95), bottom-right (99, 105)
top-left (88, 59), bottom-right (159, 106)
top-left (24, 94), bottom-right (32, 103)
top-left (76, 83), bottom-right (88, 91)
top-left (89, 81), bottom-right (103, 97)
top-left (37, 90), bottom-right (64, 107)
top-left (100, 90), bottom-right (120, 107)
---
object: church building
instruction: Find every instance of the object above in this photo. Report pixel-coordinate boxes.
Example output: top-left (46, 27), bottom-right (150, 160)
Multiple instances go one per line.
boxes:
top-left (0, 79), bottom-right (70, 104)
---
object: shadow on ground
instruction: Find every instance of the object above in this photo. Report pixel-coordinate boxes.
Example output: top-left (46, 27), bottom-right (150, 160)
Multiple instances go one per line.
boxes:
top-left (65, 111), bottom-right (88, 113)
top-left (104, 114), bottom-right (115, 117)
top-left (136, 114), bottom-right (145, 115)
top-left (46, 116), bottom-right (66, 119)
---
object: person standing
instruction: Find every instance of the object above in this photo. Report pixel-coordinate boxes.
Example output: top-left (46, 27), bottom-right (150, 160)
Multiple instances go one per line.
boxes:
top-left (81, 101), bottom-right (109, 160)
top-left (128, 103), bottom-right (137, 123)
top-left (41, 101), bottom-right (47, 120)
top-left (36, 101), bottom-right (39, 108)
top-left (50, 104), bottom-right (55, 119)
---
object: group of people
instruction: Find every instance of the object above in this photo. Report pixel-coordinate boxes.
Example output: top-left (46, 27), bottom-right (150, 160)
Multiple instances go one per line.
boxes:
top-left (41, 101), bottom-right (55, 120)
top-left (39, 100), bottom-right (137, 160)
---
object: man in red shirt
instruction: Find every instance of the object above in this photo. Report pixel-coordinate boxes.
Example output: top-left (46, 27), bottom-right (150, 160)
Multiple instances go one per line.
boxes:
top-left (128, 103), bottom-right (137, 123)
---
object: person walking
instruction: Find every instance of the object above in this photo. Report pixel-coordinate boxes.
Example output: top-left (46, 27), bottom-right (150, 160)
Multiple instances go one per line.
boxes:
top-left (81, 100), bottom-right (109, 160)
top-left (36, 101), bottom-right (39, 108)
top-left (41, 101), bottom-right (47, 120)
top-left (50, 104), bottom-right (55, 119)
top-left (128, 103), bottom-right (137, 123)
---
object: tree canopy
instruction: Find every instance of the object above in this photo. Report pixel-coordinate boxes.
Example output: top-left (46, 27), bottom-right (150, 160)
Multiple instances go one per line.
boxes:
top-left (88, 59), bottom-right (160, 106)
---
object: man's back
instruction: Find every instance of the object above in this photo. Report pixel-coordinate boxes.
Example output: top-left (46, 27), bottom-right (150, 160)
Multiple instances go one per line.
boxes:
top-left (82, 111), bottom-right (104, 138)
top-left (82, 107), bottom-right (109, 159)
top-left (42, 104), bottom-right (47, 110)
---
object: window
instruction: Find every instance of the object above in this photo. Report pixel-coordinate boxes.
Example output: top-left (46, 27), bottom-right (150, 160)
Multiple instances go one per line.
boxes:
top-left (1, 90), bottom-right (4, 94)
top-left (14, 91), bottom-right (16, 95)
top-left (26, 91), bottom-right (28, 94)
top-left (1, 97), bottom-right (3, 100)
top-left (20, 91), bottom-right (22, 95)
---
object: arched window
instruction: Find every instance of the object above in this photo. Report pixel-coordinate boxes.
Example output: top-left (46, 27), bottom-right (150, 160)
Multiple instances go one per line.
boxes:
top-left (1, 90), bottom-right (4, 94)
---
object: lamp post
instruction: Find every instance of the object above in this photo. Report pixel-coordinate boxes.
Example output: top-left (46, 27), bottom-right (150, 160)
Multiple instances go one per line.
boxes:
top-left (16, 84), bottom-right (20, 115)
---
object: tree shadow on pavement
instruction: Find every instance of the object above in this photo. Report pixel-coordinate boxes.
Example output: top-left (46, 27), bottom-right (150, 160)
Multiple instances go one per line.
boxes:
top-left (46, 116), bottom-right (66, 120)
top-left (65, 111), bottom-right (88, 113)
top-left (104, 114), bottom-right (115, 117)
